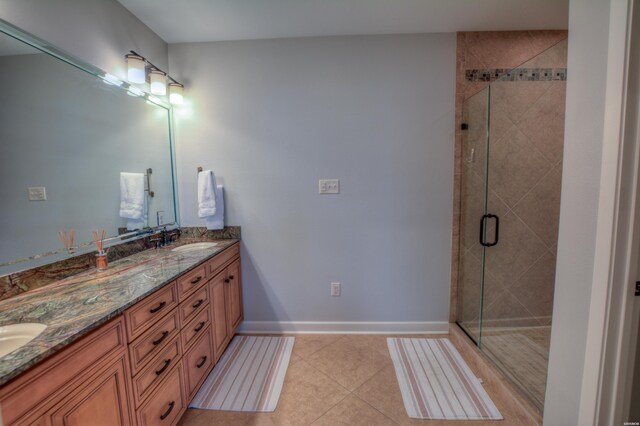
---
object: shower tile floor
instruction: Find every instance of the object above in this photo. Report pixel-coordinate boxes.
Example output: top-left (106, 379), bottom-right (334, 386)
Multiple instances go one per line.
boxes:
top-left (179, 327), bottom-right (541, 425)
top-left (479, 326), bottom-right (552, 410)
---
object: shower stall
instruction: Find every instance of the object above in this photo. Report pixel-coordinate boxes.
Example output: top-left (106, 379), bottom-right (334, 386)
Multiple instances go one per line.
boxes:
top-left (456, 39), bottom-right (567, 412)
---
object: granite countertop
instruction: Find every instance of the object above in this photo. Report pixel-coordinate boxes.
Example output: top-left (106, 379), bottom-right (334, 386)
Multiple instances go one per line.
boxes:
top-left (0, 238), bottom-right (239, 387)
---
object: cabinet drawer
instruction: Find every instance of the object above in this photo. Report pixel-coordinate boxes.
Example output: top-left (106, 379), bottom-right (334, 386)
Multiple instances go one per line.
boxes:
top-left (136, 364), bottom-right (185, 426)
top-left (129, 310), bottom-right (180, 373)
top-left (125, 282), bottom-right (178, 342)
top-left (177, 265), bottom-right (207, 301)
top-left (179, 286), bottom-right (208, 324)
top-left (207, 243), bottom-right (239, 276)
top-left (0, 317), bottom-right (127, 426)
top-left (181, 307), bottom-right (210, 351)
top-left (132, 335), bottom-right (182, 407)
top-left (183, 326), bottom-right (214, 400)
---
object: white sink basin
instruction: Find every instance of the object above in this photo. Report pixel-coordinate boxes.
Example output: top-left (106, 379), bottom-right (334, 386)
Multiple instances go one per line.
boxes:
top-left (0, 323), bottom-right (47, 357)
top-left (172, 242), bottom-right (218, 253)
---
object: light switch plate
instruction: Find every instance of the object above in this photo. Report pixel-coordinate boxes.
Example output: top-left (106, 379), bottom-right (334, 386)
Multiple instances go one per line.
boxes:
top-left (319, 179), bottom-right (340, 194)
top-left (28, 187), bottom-right (46, 201)
top-left (331, 282), bottom-right (341, 297)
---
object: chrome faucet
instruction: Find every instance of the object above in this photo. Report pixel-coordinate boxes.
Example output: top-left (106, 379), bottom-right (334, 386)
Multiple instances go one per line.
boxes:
top-left (161, 227), bottom-right (169, 246)
top-left (150, 227), bottom-right (181, 249)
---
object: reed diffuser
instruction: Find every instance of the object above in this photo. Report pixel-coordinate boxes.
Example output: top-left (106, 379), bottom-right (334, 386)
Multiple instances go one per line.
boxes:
top-left (58, 229), bottom-right (75, 254)
top-left (93, 229), bottom-right (107, 271)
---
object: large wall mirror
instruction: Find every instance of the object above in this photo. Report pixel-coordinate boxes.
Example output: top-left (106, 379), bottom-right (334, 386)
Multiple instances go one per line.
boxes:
top-left (0, 19), bottom-right (178, 275)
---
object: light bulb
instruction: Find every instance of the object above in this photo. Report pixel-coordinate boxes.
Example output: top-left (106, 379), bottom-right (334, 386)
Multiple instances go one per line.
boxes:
top-left (149, 69), bottom-right (167, 95)
top-left (126, 54), bottom-right (145, 84)
top-left (169, 83), bottom-right (184, 105)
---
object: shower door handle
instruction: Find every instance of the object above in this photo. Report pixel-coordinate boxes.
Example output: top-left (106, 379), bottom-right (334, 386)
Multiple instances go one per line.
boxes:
top-left (479, 214), bottom-right (500, 247)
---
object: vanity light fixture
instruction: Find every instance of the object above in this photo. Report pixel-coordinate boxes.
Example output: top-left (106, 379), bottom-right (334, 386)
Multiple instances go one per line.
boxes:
top-left (125, 53), bottom-right (145, 84)
top-left (149, 69), bottom-right (167, 95)
top-left (125, 50), bottom-right (185, 105)
top-left (169, 83), bottom-right (184, 105)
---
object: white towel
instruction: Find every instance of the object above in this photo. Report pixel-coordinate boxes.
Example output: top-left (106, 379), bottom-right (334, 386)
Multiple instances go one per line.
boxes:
top-left (126, 195), bottom-right (148, 230)
top-left (120, 172), bottom-right (145, 219)
top-left (119, 172), bottom-right (148, 230)
top-left (198, 170), bottom-right (217, 218)
top-left (206, 185), bottom-right (224, 230)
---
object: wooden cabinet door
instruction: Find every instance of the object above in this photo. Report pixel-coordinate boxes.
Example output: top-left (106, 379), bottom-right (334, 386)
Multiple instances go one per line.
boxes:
top-left (47, 355), bottom-right (133, 426)
top-left (210, 271), bottom-right (230, 361)
top-left (225, 259), bottom-right (243, 335)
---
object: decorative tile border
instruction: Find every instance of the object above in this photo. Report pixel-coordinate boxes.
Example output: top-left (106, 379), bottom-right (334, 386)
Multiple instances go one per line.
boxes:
top-left (180, 226), bottom-right (241, 240)
top-left (465, 68), bottom-right (567, 82)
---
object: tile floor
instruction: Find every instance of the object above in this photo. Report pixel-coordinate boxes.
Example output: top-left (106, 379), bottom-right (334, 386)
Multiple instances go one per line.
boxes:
top-left (179, 330), bottom-right (540, 426)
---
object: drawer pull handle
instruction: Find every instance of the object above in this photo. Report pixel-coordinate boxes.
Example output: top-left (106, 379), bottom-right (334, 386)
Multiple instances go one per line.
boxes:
top-left (153, 330), bottom-right (170, 346)
top-left (194, 321), bottom-right (206, 332)
top-left (229, 275), bottom-right (234, 280)
top-left (190, 276), bottom-right (203, 285)
top-left (192, 299), bottom-right (204, 309)
top-left (155, 359), bottom-right (172, 375)
top-left (224, 278), bottom-right (230, 283)
top-left (160, 401), bottom-right (175, 420)
top-left (197, 356), bottom-right (208, 368)
top-left (149, 301), bottom-right (166, 313)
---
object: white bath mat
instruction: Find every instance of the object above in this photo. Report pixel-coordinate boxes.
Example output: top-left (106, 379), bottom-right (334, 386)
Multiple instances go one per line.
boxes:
top-left (190, 335), bottom-right (294, 412)
top-left (387, 338), bottom-right (503, 420)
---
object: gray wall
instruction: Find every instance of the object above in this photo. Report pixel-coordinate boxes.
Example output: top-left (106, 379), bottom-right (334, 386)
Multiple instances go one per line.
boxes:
top-left (0, 0), bottom-right (168, 78)
top-left (169, 34), bottom-right (455, 328)
top-left (544, 0), bottom-right (610, 423)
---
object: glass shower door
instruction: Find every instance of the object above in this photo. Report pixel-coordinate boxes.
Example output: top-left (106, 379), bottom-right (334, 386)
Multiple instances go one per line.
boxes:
top-left (456, 86), bottom-right (490, 343)
top-left (480, 40), bottom-right (567, 410)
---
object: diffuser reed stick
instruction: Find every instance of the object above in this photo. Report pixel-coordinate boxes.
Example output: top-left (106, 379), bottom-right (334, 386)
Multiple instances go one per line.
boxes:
top-left (58, 231), bottom-right (68, 250)
top-left (93, 228), bottom-right (108, 271)
top-left (58, 229), bottom-right (75, 254)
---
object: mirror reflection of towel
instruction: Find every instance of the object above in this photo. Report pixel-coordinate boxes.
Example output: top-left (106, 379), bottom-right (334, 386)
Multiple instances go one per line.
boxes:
top-left (119, 172), bottom-right (147, 230)
top-left (119, 172), bottom-right (144, 219)
top-left (127, 195), bottom-right (148, 230)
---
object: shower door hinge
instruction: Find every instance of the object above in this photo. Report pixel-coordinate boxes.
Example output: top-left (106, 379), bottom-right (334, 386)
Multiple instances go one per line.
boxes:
top-left (636, 281), bottom-right (640, 296)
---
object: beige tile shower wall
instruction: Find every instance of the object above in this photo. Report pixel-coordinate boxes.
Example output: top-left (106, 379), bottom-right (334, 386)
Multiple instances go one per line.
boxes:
top-left (451, 31), bottom-right (568, 323)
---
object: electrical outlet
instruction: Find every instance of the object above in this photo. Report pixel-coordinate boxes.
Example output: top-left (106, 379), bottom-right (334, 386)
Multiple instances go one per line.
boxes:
top-left (28, 187), bottom-right (46, 201)
top-left (331, 282), bottom-right (341, 297)
top-left (319, 179), bottom-right (340, 194)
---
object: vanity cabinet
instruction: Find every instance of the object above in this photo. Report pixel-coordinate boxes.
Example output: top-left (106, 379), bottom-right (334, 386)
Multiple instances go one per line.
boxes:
top-left (183, 326), bottom-right (215, 399)
top-left (226, 258), bottom-right (243, 334)
top-left (0, 317), bottom-right (134, 425)
top-left (0, 242), bottom-right (242, 426)
top-left (210, 273), bottom-right (231, 360)
top-left (46, 355), bottom-right (132, 425)
top-left (209, 253), bottom-right (243, 362)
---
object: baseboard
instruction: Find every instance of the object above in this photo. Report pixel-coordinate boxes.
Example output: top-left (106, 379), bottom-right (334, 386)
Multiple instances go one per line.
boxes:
top-left (238, 321), bottom-right (450, 334)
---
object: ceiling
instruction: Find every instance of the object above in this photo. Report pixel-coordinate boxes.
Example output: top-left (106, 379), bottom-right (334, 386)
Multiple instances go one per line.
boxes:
top-left (117, 0), bottom-right (569, 44)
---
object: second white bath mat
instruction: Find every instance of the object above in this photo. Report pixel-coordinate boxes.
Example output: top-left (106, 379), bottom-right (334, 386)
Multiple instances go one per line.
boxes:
top-left (387, 337), bottom-right (503, 420)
